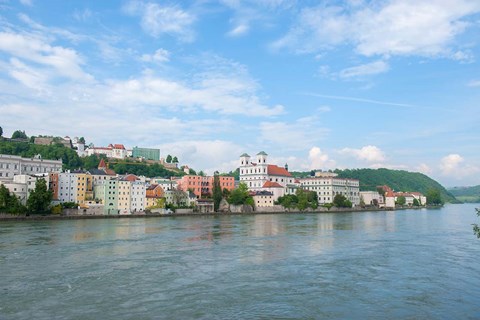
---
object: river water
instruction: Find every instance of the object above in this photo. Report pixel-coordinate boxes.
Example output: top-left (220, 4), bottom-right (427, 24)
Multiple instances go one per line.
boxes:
top-left (1, 204), bottom-right (479, 319)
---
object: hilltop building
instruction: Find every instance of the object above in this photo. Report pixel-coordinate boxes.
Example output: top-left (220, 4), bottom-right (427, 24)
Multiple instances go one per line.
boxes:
top-left (132, 147), bottom-right (160, 161)
top-left (0, 154), bottom-right (62, 179)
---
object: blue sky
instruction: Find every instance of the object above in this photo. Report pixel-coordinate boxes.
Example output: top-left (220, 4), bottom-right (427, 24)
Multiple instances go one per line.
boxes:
top-left (1, 0), bottom-right (479, 187)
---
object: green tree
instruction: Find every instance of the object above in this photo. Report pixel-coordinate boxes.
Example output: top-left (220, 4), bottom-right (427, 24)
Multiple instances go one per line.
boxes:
top-left (166, 155), bottom-right (172, 163)
top-left (426, 188), bottom-right (443, 205)
top-left (172, 156), bottom-right (179, 163)
top-left (0, 126), bottom-right (3, 137)
top-left (227, 183), bottom-right (252, 205)
top-left (333, 194), bottom-right (352, 208)
top-left (212, 174), bottom-right (222, 211)
top-left (396, 196), bottom-right (406, 206)
top-left (11, 130), bottom-right (28, 139)
top-left (27, 179), bottom-right (53, 214)
top-left (413, 198), bottom-right (420, 206)
top-left (473, 208), bottom-right (480, 238)
top-left (198, 170), bottom-right (205, 177)
top-left (0, 185), bottom-right (27, 215)
top-left (79, 137), bottom-right (86, 144)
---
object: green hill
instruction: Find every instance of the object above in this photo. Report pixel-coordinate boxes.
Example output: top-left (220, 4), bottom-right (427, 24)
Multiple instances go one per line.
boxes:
top-left (292, 168), bottom-right (458, 203)
top-left (448, 185), bottom-right (480, 203)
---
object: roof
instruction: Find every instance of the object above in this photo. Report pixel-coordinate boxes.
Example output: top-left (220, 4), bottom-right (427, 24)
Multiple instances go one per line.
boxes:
top-left (240, 153), bottom-right (250, 157)
top-left (267, 164), bottom-right (292, 177)
top-left (98, 159), bottom-right (106, 169)
top-left (253, 190), bottom-right (274, 196)
top-left (146, 184), bottom-right (159, 190)
top-left (113, 144), bottom-right (125, 150)
top-left (88, 168), bottom-right (107, 175)
top-left (257, 151), bottom-right (268, 156)
top-left (122, 174), bottom-right (138, 181)
top-left (263, 181), bottom-right (283, 188)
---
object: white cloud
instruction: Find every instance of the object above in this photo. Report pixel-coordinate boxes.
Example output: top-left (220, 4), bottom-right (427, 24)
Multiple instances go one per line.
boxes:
top-left (259, 116), bottom-right (329, 150)
top-left (416, 163), bottom-right (432, 175)
top-left (0, 32), bottom-right (92, 82)
top-left (19, 0), bottom-right (33, 6)
top-left (339, 145), bottom-right (386, 163)
top-left (105, 71), bottom-right (284, 117)
top-left (273, 0), bottom-right (480, 59)
top-left (339, 60), bottom-right (389, 78)
top-left (439, 154), bottom-right (479, 178)
top-left (124, 1), bottom-right (195, 41)
top-left (467, 79), bottom-right (480, 87)
top-left (308, 147), bottom-right (336, 170)
top-left (157, 140), bottom-right (242, 174)
top-left (227, 24), bottom-right (249, 37)
top-left (141, 49), bottom-right (170, 63)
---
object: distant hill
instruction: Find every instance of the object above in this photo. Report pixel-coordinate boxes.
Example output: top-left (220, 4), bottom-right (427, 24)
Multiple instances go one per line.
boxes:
top-left (291, 168), bottom-right (458, 203)
top-left (448, 185), bottom-right (480, 203)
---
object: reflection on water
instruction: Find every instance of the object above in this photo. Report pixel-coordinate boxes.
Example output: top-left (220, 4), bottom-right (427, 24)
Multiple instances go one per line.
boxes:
top-left (1, 204), bottom-right (480, 320)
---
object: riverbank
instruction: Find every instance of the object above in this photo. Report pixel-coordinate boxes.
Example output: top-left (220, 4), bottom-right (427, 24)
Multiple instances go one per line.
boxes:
top-left (0, 205), bottom-right (440, 221)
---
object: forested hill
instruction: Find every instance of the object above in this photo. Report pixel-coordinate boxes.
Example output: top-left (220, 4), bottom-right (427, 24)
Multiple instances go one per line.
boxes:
top-left (291, 168), bottom-right (458, 203)
top-left (448, 185), bottom-right (480, 203)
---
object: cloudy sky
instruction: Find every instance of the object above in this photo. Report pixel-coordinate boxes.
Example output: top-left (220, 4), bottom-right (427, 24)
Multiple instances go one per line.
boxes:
top-left (1, 0), bottom-right (479, 187)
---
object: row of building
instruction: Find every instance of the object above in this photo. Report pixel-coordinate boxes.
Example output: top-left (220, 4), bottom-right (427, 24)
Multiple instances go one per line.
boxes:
top-left (239, 152), bottom-right (427, 209)
top-left (0, 151), bottom-right (428, 214)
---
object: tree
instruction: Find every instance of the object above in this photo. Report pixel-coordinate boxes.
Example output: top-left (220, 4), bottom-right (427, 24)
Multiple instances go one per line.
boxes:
top-left (212, 174), bottom-right (222, 212)
top-left (172, 156), bottom-right (179, 163)
top-left (79, 137), bottom-right (86, 144)
top-left (0, 185), bottom-right (27, 215)
top-left (473, 208), bottom-right (480, 238)
top-left (227, 183), bottom-right (252, 206)
top-left (413, 198), bottom-right (420, 206)
top-left (166, 155), bottom-right (172, 163)
top-left (396, 196), bottom-right (406, 206)
top-left (333, 194), bottom-right (352, 208)
top-left (0, 126), bottom-right (3, 137)
top-left (11, 130), bottom-right (28, 139)
top-left (198, 170), bottom-right (205, 177)
top-left (426, 188), bottom-right (443, 205)
top-left (27, 178), bottom-right (53, 214)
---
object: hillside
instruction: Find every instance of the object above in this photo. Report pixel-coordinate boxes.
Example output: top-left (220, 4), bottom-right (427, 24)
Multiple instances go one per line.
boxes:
top-left (448, 185), bottom-right (480, 203)
top-left (291, 168), bottom-right (458, 203)
top-left (0, 139), bottom-right (181, 178)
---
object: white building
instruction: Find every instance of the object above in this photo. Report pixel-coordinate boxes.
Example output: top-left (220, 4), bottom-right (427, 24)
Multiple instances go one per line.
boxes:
top-left (360, 191), bottom-right (385, 207)
top-left (57, 172), bottom-right (78, 203)
top-left (299, 173), bottom-right (360, 206)
top-left (239, 152), bottom-right (294, 191)
top-left (86, 144), bottom-right (127, 159)
top-left (252, 190), bottom-right (275, 208)
top-left (0, 154), bottom-right (62, 179)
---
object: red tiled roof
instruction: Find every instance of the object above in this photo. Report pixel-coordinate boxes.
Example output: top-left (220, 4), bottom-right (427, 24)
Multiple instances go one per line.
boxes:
top-left (113, 144), bottom-right (125, 150)
top-left (263, 181), bottom-right (283, 188)
top-left (267, 165), bottom-right (292, 177)
top-left (124, 174), bottom-right (138, 181)
top-left (98, 159), bottom-right (106, 169)
top-left (105, 169), bottom-right (116, 176)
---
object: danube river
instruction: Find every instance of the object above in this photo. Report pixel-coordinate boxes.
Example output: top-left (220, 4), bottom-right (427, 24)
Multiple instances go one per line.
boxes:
top-left (1, 204), bottom-right (480, 319)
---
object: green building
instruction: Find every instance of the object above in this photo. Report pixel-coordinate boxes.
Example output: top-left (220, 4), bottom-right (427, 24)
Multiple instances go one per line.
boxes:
top-left (132, 146), bottom-right (160, 161)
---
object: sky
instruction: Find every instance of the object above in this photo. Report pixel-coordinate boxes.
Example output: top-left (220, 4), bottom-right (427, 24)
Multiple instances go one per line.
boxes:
top-left (0, 0), bottom-right (479, 187)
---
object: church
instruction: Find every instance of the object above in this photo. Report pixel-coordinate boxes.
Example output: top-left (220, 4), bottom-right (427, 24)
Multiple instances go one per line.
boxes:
top-left (239, 151), bottom-right (295, 191)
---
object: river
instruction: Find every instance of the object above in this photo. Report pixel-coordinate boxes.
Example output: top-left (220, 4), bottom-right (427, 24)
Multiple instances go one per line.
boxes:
top-left (1, 204), bottom-right (479, 319)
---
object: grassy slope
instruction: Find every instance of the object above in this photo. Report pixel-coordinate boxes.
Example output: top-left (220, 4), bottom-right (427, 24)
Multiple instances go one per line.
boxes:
top-left (448, 185), bottom-right (480, 203)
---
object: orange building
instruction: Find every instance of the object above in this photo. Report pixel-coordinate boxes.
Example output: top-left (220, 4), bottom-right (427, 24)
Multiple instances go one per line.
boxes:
top-left (49, 172), bottom-right (59, 200)
top-left (145, 184), bottom-right (165, 208)
top-left (176, 175), bottom-right (235, 198)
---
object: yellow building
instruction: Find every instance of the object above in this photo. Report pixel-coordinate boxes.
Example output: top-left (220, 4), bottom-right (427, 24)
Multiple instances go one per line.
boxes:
top-left (76, 172), bottom-right (93, 206)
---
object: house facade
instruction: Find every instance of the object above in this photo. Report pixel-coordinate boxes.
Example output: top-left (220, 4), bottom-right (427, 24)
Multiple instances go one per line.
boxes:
top-left (299, 174), bottom-right (360, 206)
